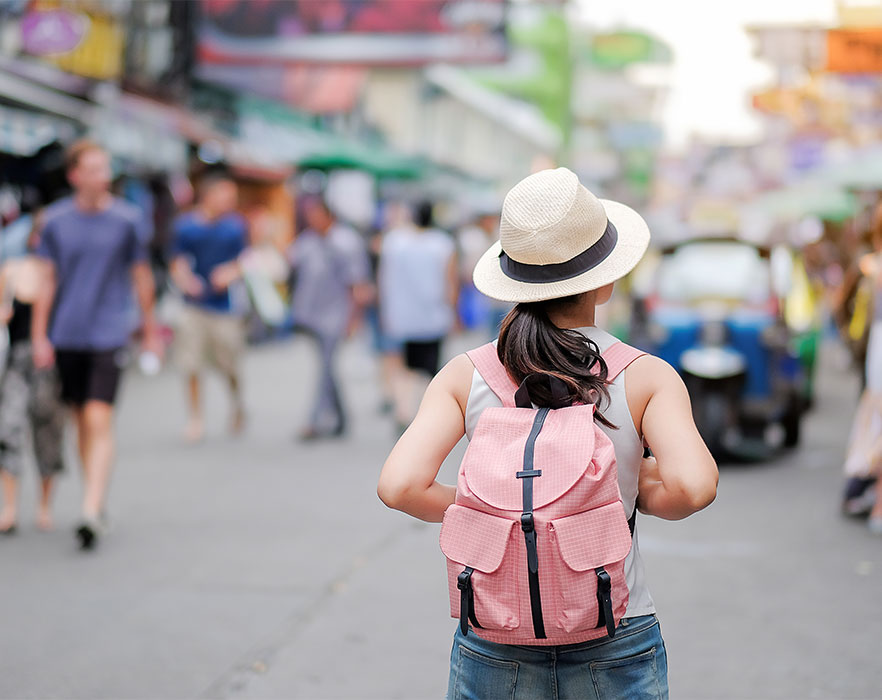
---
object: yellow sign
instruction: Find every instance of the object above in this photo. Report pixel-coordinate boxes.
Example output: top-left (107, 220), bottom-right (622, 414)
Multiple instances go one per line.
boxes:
top-left (26, 2), bottom-right (124, 81)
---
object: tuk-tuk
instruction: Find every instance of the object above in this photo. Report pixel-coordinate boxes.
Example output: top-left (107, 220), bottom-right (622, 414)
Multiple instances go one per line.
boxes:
top-left (632, 238), bottom-right (814, 458)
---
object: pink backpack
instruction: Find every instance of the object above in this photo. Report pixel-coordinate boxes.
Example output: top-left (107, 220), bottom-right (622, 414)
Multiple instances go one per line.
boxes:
top-left (440, 341), bottom-right (646, 646)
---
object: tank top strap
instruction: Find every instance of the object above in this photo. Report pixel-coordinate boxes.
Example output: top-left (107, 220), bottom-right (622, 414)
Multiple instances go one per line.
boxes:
top-left (602, 342), bottom-right (646, 381)
top-left (466, 343), bottom-right (518, 408)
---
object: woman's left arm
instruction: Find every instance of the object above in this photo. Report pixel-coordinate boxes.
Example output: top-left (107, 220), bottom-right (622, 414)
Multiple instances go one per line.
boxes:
top-left (378, 353), bottom-right (474, 522)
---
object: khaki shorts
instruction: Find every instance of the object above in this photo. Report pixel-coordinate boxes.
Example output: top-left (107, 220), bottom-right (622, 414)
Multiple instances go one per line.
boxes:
top-left (175, 305), bottom-right (245, 377)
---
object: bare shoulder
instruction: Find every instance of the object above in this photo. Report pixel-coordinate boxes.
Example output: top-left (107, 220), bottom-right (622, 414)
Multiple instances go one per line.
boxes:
top-left (623, 354), bottom-right (685, 434)
top-left (432, 353), bottom-right (475, 412)
top-left (626, 354), bottom-right (682, 388)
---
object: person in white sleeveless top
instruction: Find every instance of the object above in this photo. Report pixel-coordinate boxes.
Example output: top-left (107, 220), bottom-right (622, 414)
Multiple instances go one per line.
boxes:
top-left (379, 168), bottom-right (717, 699)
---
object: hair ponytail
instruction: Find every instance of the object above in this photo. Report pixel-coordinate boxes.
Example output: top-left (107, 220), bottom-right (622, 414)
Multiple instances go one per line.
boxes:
top-left (497, 295), bottom-right (615, 428)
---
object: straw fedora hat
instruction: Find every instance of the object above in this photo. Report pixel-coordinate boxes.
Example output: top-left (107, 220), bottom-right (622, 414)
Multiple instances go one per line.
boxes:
top-left (473, 167), bottom-right (650, 303)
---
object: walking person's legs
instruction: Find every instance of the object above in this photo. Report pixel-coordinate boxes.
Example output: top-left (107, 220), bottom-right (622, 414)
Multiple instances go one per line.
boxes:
top-left (0, 346), bottom-right (33, 533)
top-left (74, 400), bottom-right (114, 548)
top-left (56, 348), bottom-right (123, 549)
top-left (392, 339), bottom-right (441, 431)
top-left (0, 471), bottom-right (17, 533)
top-left (302, 332), bottom-right (345, 439)
top-left (870, 477), bottom-right (882, 534)
top-left (30, 365), bottom-right (66, 531)
top-left (176, 305), bottom-right (209, 443)
top-left (208, 313), bottom-right (246, 435)
top-left (77, 400), bottom-right (115, 518)
top-left (324, 335), bottom-right (346, 435)
top-left (185, 373), bottom-right (204, 443)
top-left (30, 369), bottom-right (65, 530)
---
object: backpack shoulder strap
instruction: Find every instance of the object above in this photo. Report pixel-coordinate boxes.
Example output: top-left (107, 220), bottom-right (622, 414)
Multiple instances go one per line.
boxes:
top-left (466, 343), bottom-right (518, 408)
top-left (602, 341), bottom-right (647, 382)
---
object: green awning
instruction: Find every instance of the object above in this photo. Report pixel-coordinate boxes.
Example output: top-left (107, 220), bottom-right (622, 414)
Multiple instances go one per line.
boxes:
top-left (297, 139), bottom-right (425, 180)
top-left (817, 152), bottom-right (882, 191)
top-left (749, 182), bottom-right (858, 223)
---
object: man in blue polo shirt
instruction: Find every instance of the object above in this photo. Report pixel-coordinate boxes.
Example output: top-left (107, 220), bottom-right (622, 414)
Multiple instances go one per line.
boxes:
top-left (32, 140), bottom-right (161, 550)
top-left (170, 173), bottom-right (248, 444)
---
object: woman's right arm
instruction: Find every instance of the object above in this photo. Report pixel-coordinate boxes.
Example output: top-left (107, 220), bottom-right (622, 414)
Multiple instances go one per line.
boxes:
top-left (628, 356), bottom-right (718, 520)
top-left (378, 353), bottom-right (473, 523)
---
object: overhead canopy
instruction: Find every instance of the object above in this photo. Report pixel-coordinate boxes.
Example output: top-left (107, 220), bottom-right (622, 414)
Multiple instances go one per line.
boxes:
top-left (235, 94), bottom-right (424, 180)
top-left (816, 148), bottom-right (882, 191)
top-left (0, 104), bottom-right (76, 156)
top-left (297, 138), bottom-right (426, 180)
top-left (747, 181), bottom-right (858, 223)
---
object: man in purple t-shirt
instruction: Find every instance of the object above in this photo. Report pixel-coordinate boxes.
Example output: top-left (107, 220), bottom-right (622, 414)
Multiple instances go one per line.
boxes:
top-left (32, 140), bottom-right (161, 550)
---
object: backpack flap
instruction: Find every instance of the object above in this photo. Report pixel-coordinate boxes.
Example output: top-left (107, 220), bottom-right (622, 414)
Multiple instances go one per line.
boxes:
top-left (549, 502), bottom-right (632, 572)
top-left (462, 404), bottom-right (612, 511)
top-left (440, 504), bottom-right (515, 572)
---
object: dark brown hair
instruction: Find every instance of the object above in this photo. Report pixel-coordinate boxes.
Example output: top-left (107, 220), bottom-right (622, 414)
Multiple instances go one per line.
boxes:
top-left (497, 293), bottom-right (614, 427)
top-left (65, 139), bottom-right (104, 172)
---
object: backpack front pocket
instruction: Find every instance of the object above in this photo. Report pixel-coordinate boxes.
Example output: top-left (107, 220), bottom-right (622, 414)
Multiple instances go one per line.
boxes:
top-left (548, 502), bottom-right (633, 634)
top-left (440, 504), bottom-right (520, 632)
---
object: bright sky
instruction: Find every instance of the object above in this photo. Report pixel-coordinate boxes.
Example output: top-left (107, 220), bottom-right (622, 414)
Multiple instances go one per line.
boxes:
top-left (575, 0), bottom-right (839, 148)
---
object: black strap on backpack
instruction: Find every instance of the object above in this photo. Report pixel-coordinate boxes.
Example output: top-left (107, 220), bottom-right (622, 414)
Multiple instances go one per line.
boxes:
top-left (457, 567), bottom-right (482, 636)
top-left (516, 404), bottom-right (550, 640)
top-left (594, 567), bottom-right (617, 637)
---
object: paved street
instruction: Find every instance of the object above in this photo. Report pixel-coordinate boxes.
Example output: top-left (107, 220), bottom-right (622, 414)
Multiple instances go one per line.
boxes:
top-left (1, 332), bottom-right (881, 700)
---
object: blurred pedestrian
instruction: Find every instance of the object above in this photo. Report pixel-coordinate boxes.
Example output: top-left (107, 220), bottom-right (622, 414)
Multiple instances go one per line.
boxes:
top-left (31, 140), bottom-right (161, 550)
top-left (0, 213), bottom-right (66, 535)
top-left (843, 201), bottom-right (882, 532)
top-left (379, 168), bottom-right (717, 699)
top-left (457, 207), bottom-right (509, 336)
top-left (379, 200), bottom-right (457, 431)
top-left (289, 197), bottom-right (371, 440)
top-left (169, 174), bottom-right (248, 443)
top-left (365, 201), bottom-right (407, 415)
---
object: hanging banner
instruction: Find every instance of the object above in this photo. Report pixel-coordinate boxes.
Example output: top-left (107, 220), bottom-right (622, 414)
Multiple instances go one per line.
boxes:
top-left (197, 0), bottom-right (508, 66)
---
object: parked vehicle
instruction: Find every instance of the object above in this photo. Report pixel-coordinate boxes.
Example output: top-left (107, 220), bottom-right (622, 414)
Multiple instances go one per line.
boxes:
top-left (633, 239), bottom-right (813, 458)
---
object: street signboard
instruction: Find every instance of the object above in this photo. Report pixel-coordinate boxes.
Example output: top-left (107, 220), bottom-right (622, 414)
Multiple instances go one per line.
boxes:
top-left (826, 29), bottom-right (882, 73)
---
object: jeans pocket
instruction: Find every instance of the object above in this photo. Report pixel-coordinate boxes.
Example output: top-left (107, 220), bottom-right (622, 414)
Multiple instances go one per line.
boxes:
top-left (590, 647), bottom-right (664, 700)
top-left (452, 646), bottom-right (519, 700)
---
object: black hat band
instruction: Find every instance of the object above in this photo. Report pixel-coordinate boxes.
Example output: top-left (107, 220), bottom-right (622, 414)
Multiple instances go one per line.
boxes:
top-left (498, 219), bottom-right (618, 284)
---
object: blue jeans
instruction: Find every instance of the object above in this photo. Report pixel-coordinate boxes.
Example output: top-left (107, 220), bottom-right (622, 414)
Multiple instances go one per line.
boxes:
top-left (447, 615), bottom-right (668, 700)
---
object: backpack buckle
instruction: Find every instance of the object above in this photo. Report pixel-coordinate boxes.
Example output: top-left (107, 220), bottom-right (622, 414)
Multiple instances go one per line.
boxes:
top-left (457, 569), bottom-right (473, 590)
top-left (520, 512), bottom-right (535, 533)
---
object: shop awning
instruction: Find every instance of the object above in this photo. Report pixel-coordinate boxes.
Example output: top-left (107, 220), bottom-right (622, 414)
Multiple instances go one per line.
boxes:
top-left (0, 104), bottom-right (76, 156)
top-left (297, 138), bottom-right (425, 180)
top-left (747, 182), bottom-right (858, 224)
top-left (817, 149), bottom-right (882, 192)
top-left (0, 68), bottom-right (91, 121)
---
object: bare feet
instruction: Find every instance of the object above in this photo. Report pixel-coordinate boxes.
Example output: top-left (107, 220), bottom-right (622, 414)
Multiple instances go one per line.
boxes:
top-left (229, 406), bottom-right (246, 436)
top-left (36, 508), bottom-right (53, 532)
top-left (184, 418), bottom-right (205, 445)
top-left (0, 508), bottom-right (16, 534)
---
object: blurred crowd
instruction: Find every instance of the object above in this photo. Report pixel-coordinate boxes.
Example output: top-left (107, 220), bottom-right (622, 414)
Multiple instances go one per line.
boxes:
top-left (0, 139), bottom-right (506, 548)
top-left (4, 135), bottom-right (882, 545)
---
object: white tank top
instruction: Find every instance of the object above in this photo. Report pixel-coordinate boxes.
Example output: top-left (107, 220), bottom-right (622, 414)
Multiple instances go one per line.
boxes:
top-left (463, 326), bottom-right (656, 618)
